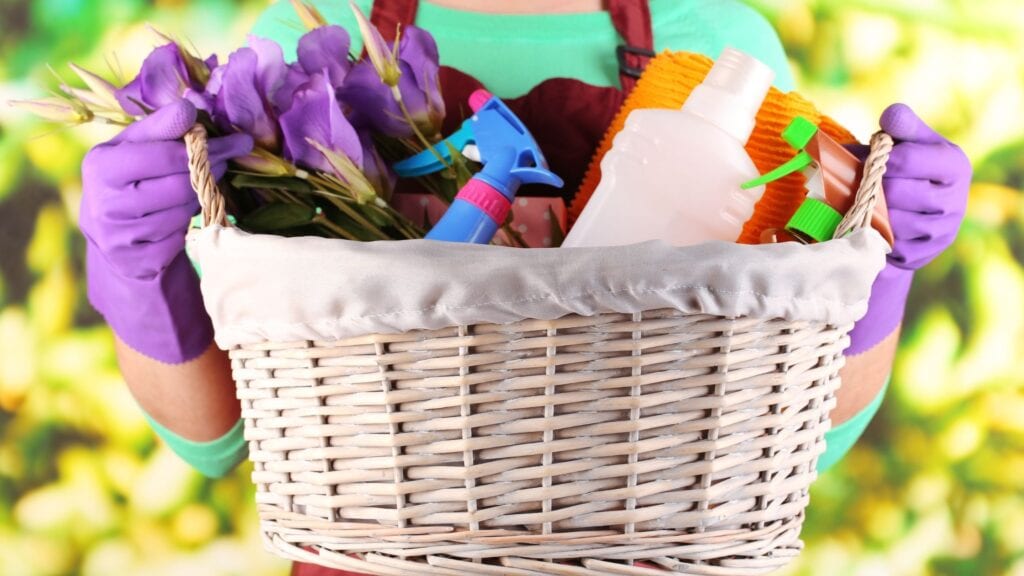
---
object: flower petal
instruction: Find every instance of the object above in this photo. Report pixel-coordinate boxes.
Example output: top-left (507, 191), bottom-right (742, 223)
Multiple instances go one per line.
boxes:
top-left (215, 47), bottom-right (280, 150)
top-left (271, 64), bottom-right (310, 115)
top-left (398, 26), bottom-right (440, 93)
top-left (248, 35), bottom-right (289, 100)
top-left (115, 43), bottom-right (190, 115)
top-left (296, 25), bottom-right (352, 88)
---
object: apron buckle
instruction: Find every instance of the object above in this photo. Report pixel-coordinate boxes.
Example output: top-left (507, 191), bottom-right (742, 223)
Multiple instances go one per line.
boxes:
top-left (616, 44), bottom-right (655, 79)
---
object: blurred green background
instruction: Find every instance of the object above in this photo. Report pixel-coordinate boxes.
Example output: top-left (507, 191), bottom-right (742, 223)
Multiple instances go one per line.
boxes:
top-left (0, 1), bottom-right (1022, 575)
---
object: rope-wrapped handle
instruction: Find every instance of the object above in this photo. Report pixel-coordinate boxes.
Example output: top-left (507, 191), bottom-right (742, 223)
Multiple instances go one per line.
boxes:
top-left (184, 124), bottom-right (229, 228)
top-left (834, 130), bottom-right (894, 239)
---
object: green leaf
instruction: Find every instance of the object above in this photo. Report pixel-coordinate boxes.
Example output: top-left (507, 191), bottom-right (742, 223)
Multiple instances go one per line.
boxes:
top-left (230, 174), bottom-right (313, 194)
top-left (237, 203), bottom-right (316, 233)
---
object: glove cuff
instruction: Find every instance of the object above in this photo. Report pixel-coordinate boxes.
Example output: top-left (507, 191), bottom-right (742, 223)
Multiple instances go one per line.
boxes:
top-left (846, 264), bottom-right (914, 356)
top-left (86, 243), bottom-right (214, 364)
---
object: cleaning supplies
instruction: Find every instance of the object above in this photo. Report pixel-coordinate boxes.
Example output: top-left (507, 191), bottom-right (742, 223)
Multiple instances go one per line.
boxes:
top-left (744, 116), bottom-right (894, 246)
top-left (570, 51), bottom-right (859, 244)
top-left (393, 89), bottom-right (563, 244)
top-left (562, 48), bottom-right (774, 248)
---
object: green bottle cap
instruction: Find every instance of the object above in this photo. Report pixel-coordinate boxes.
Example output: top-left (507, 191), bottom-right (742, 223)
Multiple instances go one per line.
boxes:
top-left (786, 198), bottom-right (843, 243)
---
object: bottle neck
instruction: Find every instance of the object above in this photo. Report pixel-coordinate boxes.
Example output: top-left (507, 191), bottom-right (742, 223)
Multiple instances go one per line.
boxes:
top-left (681, 84), bottom-right (758, 144)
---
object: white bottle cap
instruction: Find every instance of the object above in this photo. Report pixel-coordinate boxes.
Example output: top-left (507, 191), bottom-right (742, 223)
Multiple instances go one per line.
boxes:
top-left (682, 48), bottom-right (775, 144)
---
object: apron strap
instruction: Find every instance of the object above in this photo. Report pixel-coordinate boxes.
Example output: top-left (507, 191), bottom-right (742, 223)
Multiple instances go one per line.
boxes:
top-left (608, 0), bottom-right (654, 93)
top-left (368, 0), bottom-right (653, 92)
top-left (369, 0), bottom-right (419, 42)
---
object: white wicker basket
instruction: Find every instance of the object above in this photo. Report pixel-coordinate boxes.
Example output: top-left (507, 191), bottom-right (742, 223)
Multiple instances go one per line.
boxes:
top-left (185, 128), bottom-right (892, 575)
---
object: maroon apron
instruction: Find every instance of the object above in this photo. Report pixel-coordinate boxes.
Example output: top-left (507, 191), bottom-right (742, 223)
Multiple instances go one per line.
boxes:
top-left (292, 1), bottom-right (652, 574)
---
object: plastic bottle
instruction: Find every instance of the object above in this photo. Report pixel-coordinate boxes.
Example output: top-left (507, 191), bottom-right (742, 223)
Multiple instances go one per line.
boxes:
top-left (562, 48), bottom-right (774, 248)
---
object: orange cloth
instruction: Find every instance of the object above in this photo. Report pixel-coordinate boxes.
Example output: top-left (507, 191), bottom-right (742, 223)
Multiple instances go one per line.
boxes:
top-left (570, 51), bottom-right (858, 245)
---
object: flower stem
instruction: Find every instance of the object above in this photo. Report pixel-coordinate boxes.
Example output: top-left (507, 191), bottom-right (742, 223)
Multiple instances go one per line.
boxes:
top-left (304, 174), bottom-right (390, 240)
top-left (392, 85), bottom-right (449, 172)
top-left (325, 193), bottom-right (390, 241)
top-left (313, 212), bottom-right (360, 240)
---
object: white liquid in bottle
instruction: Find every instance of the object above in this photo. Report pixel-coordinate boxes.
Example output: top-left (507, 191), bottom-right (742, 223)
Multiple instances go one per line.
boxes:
top-left (563, 48), bottom-right (775, 248)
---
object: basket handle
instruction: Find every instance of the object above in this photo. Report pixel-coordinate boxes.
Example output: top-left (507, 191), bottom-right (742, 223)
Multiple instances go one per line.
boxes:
top-left (834, 130), bottom-right (894, 239)
top-left (184, 123), bottom-right (230, 228)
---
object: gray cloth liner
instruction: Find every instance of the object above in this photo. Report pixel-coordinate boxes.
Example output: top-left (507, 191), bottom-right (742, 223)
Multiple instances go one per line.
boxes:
top-left (188, 226), bottom-right (889, 350)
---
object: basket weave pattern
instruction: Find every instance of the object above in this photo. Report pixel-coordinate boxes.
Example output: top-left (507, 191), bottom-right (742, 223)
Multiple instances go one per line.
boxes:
top-left (234, 312), bottom-right (847, 575)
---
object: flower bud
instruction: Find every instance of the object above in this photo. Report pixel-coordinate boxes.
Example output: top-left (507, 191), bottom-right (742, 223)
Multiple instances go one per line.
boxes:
top-left (290, 0), bottom-right (328, 30)
top-left (9, 97), bottom-right (92, 124)
top-left (233, 148), bottom-right (295, 177)
top-left (68, 63), bottom-right (121, 110)
top-left (350, 1), bottom-right (402, 87)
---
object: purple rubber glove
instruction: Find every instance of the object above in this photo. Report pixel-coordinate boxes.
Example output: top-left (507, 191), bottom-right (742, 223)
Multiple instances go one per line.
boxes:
top-left (846, 103), bottom-right (971, 354)
top-left (80, 100), bottom-right (253, 363)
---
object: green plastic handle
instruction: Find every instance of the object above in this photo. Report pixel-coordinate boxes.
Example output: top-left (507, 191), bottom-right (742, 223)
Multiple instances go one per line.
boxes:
top-left (783, 116), bottom-right (818, 149)
top-left (740, 116), bottom-right (819, 190)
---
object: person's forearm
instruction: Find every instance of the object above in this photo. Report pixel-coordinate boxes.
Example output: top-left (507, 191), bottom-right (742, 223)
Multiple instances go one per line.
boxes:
top-left (115, 336), bottom-right (240, 441)
top-left (835, 326), bottom-right (899, 425)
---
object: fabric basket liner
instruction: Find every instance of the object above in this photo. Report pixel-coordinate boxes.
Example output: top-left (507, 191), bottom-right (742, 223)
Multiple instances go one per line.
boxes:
top-left (189, 226), bottom-right (888, 349)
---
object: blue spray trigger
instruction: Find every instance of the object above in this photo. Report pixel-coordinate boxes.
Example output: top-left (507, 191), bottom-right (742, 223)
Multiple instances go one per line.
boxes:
top-left (392, 123), bottom-right (476, 178)
top-left (511, 148), bottom-right (563, 188)
top-left (470, 95), bottom-right (562, 193)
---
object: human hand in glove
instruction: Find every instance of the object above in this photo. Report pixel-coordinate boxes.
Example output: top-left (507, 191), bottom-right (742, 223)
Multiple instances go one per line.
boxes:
top-left (79, 99), bottom-right (253, 363)
top-left (847, 103), bottom-right (971, 354)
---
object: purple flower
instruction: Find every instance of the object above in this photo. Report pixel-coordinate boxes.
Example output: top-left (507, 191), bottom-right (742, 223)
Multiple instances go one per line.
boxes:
top-left (339, 25), bottom-right (445, 138)
top-left (213, 46), bottom-right (283, 151)
top-left (116, 43), bottom-right (203, 115)
top-left (398, 26), bottom-right (444, 131)
top-left (296, 26), bottom-right (351, 88)
top-left (280, 73), bottom-right (363, 174)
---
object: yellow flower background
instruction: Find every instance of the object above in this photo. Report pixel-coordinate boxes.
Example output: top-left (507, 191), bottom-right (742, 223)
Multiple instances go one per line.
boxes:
top-left (0, 1), bottom-right (1022, 574)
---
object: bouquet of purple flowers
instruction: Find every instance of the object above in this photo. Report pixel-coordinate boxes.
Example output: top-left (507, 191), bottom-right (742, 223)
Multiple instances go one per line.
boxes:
top-left (13, 1), bottom-right (492, 242)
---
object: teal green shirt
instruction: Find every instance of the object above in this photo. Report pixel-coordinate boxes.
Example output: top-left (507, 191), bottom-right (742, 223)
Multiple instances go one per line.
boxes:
top-left (252, 0), bottom-right (797, 95)
top-left (244, 0), bottom-right (880, 474)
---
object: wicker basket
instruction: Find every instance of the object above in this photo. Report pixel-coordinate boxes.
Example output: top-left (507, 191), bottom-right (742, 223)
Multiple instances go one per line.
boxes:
top-left (184, 128), bottom-right (893, 575)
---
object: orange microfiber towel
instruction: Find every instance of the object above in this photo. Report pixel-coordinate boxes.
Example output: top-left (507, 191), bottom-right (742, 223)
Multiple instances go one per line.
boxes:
top-left (570, 52), bottom-right (858, 245)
